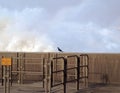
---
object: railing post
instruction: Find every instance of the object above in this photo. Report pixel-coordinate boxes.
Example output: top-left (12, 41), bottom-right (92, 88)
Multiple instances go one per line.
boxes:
top-left (51, 60), bottom-right (53, 87)
top-left (2, 65), bottom-right (4, 86)
top-left (1, 56), bottom-right (4, 86)
top-left (80, 54), bottom-right (89, 87)
top-left (43, 58), bottom-right (45, 88)
top-left (3, 65), bottom-right (11, 93)
top-left (63, 57), bottom-right (67, 93)
top-left (67, 55), bottom-right (80, 91)
top-left (51, 57), bottom-right (67, 93)
top-left (77, 57), bottom-right (80, 90)
top-left (3, 66), bottom-right (7, 93)
top-left (48, 59), bottom-right (52, 93)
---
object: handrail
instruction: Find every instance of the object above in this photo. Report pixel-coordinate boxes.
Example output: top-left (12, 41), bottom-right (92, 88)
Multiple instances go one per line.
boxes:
top-left (67, 55), bottom-right (80, 90)
top-left (51, 57), bottom-right (67, 93)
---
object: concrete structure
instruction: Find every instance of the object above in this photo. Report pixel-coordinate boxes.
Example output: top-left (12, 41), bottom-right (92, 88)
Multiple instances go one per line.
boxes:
top-left (0, 52), bottom-right (120, 93)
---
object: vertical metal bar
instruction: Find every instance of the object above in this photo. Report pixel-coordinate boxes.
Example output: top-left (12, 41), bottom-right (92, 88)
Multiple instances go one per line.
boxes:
top-left (4, 66), bottom-right (7, 93)
top-left (15, 53), bottom-right (19, 83)
top-left (18, 53), bottom-right (21, 84)
top-left (16, 53), bottom-right (19, 84)
top-left (63, 58), bottom-right (67, 93)
top-left (9, 66), bottom-right (10, 93)
top-left (20, 53), bottom-right (22, 84)
top-left (77, 57), bottom-right (80, 90)
top-left (46, 58), bottom-right (48, 93)
top-left (19, 53), bottom-right (23, 84)
top-left (85, 56), bottom-right (87, 87)
top-left (44, 58), bottom-right (46, 93)
top-left (62, 59), bottom-right (64, 84)
top-left (10, 58), bottom-right (12, 86)
top-left (22, 53), bottom-right (25, 84)
top-left (51, 61), bottom-right (53, 87)
top-left (81, 56), bottom-right (83, 87)
top-left (43, 58), bottom-right (45, 88)
top-left (2, 56), bottom-right (4, 86)
top-left (2, 65), bottom-right (4, 86)
top-left (20, 54), bottom-right (22, 84)
top-left (47, 53), bottom-right (50, 93)
top-left (53, 59), bottom-right (55, 87)
top-left (48, 61), bottom-right (51, 93)
top-left (75, 57), bottom-right (77, 90)
top-left (86, 55), bottom-right (89, 87)
top-left (20, 54), bottom-right (21, 84)
top-left (45, 59), bottom-right (48, 93)
top-left (20, 53), bottom-right (24, 84)
top-left (83, 56), bottom-right (85, 86)
top-left (55, 53), bottom-right (57, 85)
top-left (6, 66), bottom-right (10, 93)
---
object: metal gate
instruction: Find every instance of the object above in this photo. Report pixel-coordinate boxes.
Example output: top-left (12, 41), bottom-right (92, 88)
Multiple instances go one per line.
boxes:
top-left (51, 57), bottom-right (67, 93)
top-left (11, 56), bottom-right (51, 90)
top-left (80, 54), bottom-right (89, 87)
top-left (50, 54), bottom-right (89, 93)
top-left (1, 54), bottom-right (89, 93)
top-left (1, 53), bottom-right (51, 92)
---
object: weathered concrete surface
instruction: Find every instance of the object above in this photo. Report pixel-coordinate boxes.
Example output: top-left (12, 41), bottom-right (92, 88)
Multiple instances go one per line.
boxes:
top-left (77, 84), bottom-right (120, 93)
top-left (0, 83), bottom-right (120, 93)
top-left (0, 52), bottom-right (120, 84)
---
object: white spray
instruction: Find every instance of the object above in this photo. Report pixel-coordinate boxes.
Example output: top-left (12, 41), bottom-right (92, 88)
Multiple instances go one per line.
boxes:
top-left (0, 0), bottom-right (120, 52)
top-left (0, 8), bottom-right (55, 52)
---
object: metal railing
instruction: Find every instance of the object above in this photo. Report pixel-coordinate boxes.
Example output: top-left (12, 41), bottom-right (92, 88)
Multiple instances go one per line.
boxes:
top-left (1, 54), bottom-right (89, 93)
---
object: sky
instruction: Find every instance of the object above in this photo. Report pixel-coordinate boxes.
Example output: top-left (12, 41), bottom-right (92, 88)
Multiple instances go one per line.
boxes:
top-left (0, 0), bottom-right (120, 52)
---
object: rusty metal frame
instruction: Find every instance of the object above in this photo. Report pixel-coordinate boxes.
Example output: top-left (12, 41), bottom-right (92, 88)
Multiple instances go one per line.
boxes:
top-left (80, 54), bottom-right (89, 87)
top-left (51, 57), bottom-right (67, 93)
top-left (67, 55), bottom-right (80, 90)
top-left (1, 54), bottom-right (89, 93)
top-left (11, 57), bottom-right (45, 85)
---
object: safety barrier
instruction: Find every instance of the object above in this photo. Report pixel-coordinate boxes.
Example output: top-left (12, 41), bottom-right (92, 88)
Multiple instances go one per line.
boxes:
top-left (51, 57), bottom-right (67, 93)
top-left (1, 54), bottom-right (89, 93)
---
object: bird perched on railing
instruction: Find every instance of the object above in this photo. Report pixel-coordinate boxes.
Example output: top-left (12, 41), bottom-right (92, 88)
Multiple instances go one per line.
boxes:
top-left (57, 47), bottom-right (63, 52)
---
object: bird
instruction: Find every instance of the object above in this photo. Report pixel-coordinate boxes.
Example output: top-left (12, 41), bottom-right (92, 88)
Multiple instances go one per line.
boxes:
top-left (57, 47), bottom-right (63, 52)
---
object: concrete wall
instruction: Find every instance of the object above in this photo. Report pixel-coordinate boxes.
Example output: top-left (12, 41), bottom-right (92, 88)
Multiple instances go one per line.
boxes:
top-left (0, 52), bottom-right (120, 84)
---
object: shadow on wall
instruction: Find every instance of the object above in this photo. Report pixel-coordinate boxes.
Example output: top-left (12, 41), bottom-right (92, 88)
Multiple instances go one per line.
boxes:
top-left (101, 73), bottom-right (110, 84)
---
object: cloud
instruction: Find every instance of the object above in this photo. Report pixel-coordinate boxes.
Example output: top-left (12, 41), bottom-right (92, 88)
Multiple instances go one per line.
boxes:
top-left (0, 0), bottom-right (120, 52)
top-left (0, 7), bottom-right (55, 52)
top-left (47, 0), bottom-right (120, 52)
top-left (49, 21), bottom-right (120, 52)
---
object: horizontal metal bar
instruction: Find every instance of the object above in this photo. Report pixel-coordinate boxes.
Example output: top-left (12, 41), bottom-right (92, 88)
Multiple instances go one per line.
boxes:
top-left (12, 57), bottom-right (44, 60)
top-left (52, 70), bottom-right (64, 73)
top-left (12, 71), bottom-right (43, 75)
top-left (67, 75), bottom-right (77, 77)
top-left (24, 63), bottom-right (44, 65)
top-left (51, 87), bottom-right (63, 92)
top-left (80, 54), bottom-right (89, 57)
top-left (67, 79), bottom-right (77, 83)
top-left (53, 57), bottom-right (65, 60)
top-left (67, 55), bottom-right (79, 58)
top-left (12, 63), bottom-right (44, 65)
top-left (66, 67), bottom-right (77, 70)
top-left (79, 65), bottom-right (88, 67)
top-left (67, 64), bottom-right (77, 66)
top-left (79, 76), bottom-right (88, 79)
top-left (80, 54), bottom-right (89, 60)
top-left (52, 82), bottom-right (64, 87)
top-left (16, 84), bottom-right (44, 88)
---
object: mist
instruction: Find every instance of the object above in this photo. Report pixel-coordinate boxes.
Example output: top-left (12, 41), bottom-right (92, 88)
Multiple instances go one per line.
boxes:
top-left (0, 0), bottom-right (120, 52)
top-left (0, 8), bottom-right (54, 52)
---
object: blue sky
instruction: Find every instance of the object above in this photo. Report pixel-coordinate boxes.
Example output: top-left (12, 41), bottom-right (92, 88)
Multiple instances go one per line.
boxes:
top-left (0, 0), bottom-right (120, 52)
